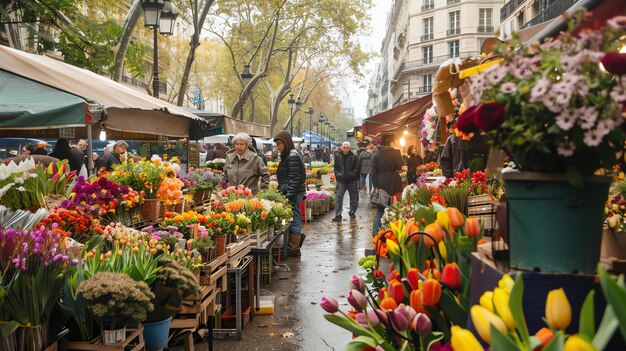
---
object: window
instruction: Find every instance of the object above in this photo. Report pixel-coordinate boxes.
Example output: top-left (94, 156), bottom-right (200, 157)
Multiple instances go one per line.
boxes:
top-left (532, 0), bottom-right (541, 17)
top-left (448, 10), bottom-right (460, 35)
top-left (422, 17), bottom-right (434, 40)
top-left (422, 0), bottom-right (434, 10)
top-left (517, 11), bottom-right (525, 29)
top-left (422, 45), bottom-right (433, 64)
top-left (421, 75), bottom-right (433, 92)
top-left (478, 9), bottom-right (493, 32)
top-left (448, 40), bottom-right (459, 58)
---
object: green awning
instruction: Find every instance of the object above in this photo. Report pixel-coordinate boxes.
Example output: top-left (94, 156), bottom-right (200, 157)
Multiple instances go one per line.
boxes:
top-left (0, 70), bottom-right (90, 129)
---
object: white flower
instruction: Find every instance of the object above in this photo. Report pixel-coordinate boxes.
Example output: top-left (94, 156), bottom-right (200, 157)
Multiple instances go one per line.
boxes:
top-left (577, 106), bottom-right (599, 130)
top-left (14, 177), bottom-right (24, 184)
top-left (555, 91), bottom-right (572, 106)
top-left (557, 141), bottom-right (576, 157)
top-left (596, 119), bottom-right (614, 138)
top-left (531, 78), bottom-right (551, 102)
top-left (500, 82), bottom-right (517, 94)
top-left (583, 129), bottom-right (604, 147)
top-left (0, 183), bottom-right (14, 197)
top-left (170, 163), bottom-right (181, 174)
top-left (543, 95), bottom-right (563, 114)
top-left (610, 86), bottom-right (626, 103)
top-left (17, 186), bottom-right (25, 192)
top-left (151, 155), bottom-right (162, 162)
top-left (487, 66), bottom-right (507, 85)
top-left (555, 110), bottom-right (577, 130)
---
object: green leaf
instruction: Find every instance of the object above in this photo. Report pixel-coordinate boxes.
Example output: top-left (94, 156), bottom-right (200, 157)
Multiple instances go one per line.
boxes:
top-left (440, 290), bottom-right (467, 327)
top-left (598, 268), bottom-right (626, 342)
top-left (509, 274), bottom-right (530, 349)
top-left (543, 330), bottom-right (564, 351)
top-left (425, 331), bottom-right (445, 350)
top-left (579, 290), bottom-right (595, 340)
top-left (344, 336), bottom-right (378, 351)
top-left (324, 315), bottom-right (379, 341)
top-left (425, 305), bottom-right (451, 340)
top-left (529, 336), bottom-right (543, 350)
top-left (490, 324), bottom-right (519, 351)
top-left (565, 166), bottom-right (583, 188)
top-left (593, 304), bottom-right (618, 350)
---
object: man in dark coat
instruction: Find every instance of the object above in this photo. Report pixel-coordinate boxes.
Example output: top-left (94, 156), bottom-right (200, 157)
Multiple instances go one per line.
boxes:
top-left (332, 142), bottom-right (361, 221)
top-left (96, 140), bottom-right (128, 173)
top-left (274, 130), bottom-right (307, 257)
top-left (370, 133), bottom-right (404, 236)
top-left (439, 134), bottom-right (489, 178)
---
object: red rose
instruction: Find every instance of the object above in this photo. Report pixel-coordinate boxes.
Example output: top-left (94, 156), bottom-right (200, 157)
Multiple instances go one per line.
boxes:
top-left (454, 105), bottom-right (480, 133)
top-left (164, 212), bottom-right (173, 218)
top-left (475, 102), bottom-right (506, 131)
top-left (601, 52), bottom-right (626, 75)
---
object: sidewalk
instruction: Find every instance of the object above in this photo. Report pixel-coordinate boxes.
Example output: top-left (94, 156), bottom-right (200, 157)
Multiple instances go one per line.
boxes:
top-left (196, 191), bottom-right (375, 350)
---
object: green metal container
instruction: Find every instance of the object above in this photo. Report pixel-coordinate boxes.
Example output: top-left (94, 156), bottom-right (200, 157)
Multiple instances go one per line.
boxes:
top-left (503, 172), bottom-right (611, 274)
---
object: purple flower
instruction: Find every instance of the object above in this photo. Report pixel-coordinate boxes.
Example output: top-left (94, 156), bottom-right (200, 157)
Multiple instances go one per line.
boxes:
top-left (347, 289), bottom-right (367, 312)
top-left (349, 275), bottom-right (366, 293)
top-left (321, 297), bottom-right (339, 313)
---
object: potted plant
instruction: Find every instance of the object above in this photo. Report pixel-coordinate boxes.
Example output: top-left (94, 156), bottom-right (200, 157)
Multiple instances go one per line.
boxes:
top-left (455, 12), bottom-right (626, 273)
top-left (187, 167), bottom-right (221, 203)
top-left (76, 272), bottom-right (154, 345)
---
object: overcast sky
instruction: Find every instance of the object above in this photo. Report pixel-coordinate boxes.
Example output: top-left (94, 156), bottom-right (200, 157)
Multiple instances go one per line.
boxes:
top-left (349, 0), bottom-right (390, 121)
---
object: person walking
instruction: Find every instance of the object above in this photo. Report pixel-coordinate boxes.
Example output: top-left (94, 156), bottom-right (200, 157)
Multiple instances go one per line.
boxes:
top-left (358, 142), bottom-right (373, 193)
top-left (96, 140), bottom-right (128, 172)
top-left (274, 131), bottom-right (307, 257)
top-left (406, 145), bottom-right (423, 184)
top-left (332, 142), bottom-right (361, 222)
top-left (370, 133), bottom-right (404, 236)
top-left (223, 133), bottom-right (270, 194)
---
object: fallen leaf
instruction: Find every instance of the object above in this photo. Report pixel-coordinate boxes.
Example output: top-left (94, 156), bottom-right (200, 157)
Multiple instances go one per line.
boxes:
top-left (282, 332), bottom-right (295, 338)
top-left (311, 301), bottom-right (317, 305)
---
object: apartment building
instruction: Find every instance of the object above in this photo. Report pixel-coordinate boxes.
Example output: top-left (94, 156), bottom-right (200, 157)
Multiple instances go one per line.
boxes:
top-left (366, 0), bottom-right (504, 117)
top-left (499, 0), bottom-right (581, 39)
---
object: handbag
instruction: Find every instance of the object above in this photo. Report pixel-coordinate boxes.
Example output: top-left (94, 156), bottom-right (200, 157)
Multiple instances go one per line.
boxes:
top-left (370, 188), bottom-right (390, 207)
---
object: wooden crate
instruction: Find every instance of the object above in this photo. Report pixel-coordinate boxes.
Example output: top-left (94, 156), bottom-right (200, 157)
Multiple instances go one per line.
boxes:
top-left (43, 341), bottom-right (58, 351)
top-left (226, 239), bottom-right (252, 267)
top-left (467, 194), bottom-right (495, 206)
top-left (468, 203), bottom-right (496, 216)
top-left (65, 326), bottom-right (144, 351)
top-left (172, 282), bottom-right (221, 329)
top-left (199, 253), bottom-right (227, 286)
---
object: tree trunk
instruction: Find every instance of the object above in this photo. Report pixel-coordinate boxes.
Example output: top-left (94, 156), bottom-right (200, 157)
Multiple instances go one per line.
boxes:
top-left (112, 0), bottom-right (142, 82)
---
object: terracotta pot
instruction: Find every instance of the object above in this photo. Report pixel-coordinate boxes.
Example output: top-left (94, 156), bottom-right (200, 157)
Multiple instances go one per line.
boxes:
top-left (214, 234), bottom-right (227, 257)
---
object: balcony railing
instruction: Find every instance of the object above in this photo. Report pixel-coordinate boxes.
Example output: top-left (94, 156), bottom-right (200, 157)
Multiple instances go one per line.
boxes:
top-left (446, 28), bottom-right (460, 36)
top-left (500, 0), bottom-right (526, 22)
top-left (477, 26), bottom-right (494, 33)
top-left (420, 33), bottom-right (434, 41)
top-left (421, 3), bottom-right (434, 11)
top-left (521, 0), bottom-right (580, 29)
top-left (447, 0), bottom-right (460, 4)
top-left (393, 51), bottom-right (479, 80)
top-left (418, 86), bottom-right (433, 93)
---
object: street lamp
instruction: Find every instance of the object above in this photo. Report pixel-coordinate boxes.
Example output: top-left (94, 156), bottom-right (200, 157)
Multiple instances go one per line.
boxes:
top-left (142, 0), bottom-right (178, 99)
top-left (288, 94), bottom-right (296, 135)
top-left (305, 107), bottom-right (314, 165)
top-left (240, 64), bottom-right (253, 121)
top-left (318, 112), bottom-right (327, 148)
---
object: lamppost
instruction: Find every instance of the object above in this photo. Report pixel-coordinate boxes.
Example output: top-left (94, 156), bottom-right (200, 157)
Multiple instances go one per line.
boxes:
top-left (240, 64), bottom-right (253, 121)
top-left (288, 94), bottom-right (295, 134)
top-left (305, 107), bottom-right (314, 166)
top-left (318, 112), bottom-right (327, 148)
top-left (141, 0), bottom-right (178, 99)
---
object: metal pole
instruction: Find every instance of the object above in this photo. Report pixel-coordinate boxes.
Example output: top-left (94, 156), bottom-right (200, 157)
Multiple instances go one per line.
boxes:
top-left (87, 124), bottom-right (94, 175)
top-left (152, 28), bottom-right (159, 98)
top-left (289, 107), bottom-right (294, 135)
top-left (309, 113), bottom-right (312, 166)
top-left (240, 92), bottom-right (245, 121)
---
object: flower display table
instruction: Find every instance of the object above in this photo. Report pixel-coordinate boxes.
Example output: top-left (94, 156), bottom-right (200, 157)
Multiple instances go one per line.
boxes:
top-left (226, 238), bottom-right (252, 268)
top-left (65, 325), bottom-right (145, 351)
top-left (199, 253), bottom-right (228, 288)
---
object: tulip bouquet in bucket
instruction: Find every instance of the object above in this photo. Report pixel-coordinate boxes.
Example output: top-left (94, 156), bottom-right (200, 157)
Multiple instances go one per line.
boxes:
top-left (455, 11), bottom-right (626, 186)
top-left (321, 203), bottom-right (486, 350)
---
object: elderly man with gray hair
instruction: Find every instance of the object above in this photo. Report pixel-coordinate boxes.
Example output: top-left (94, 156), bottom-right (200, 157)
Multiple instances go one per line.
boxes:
top-left (332, 141), bottom-right (361, 222)
top-left (96, 140), bottom-right (128, 172)
top-left (224, 132), bottom-right (270, 194)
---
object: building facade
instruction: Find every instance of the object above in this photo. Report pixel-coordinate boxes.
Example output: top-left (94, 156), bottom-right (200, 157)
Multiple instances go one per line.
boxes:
top-left (366, 0), bottom-right (504, 117)
top-left (499, 0), bottom-right (581, 39)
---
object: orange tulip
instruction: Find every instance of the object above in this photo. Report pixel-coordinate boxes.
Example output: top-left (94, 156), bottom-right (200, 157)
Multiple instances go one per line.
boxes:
top-left (465, 217), bottom-right (480, 237)
top-left (447, 207), bottom-right (464, 228)
top-left (421, 279), bottom-right (442, 306)
top-left (407, 268), bottom-right (420, 290)
top-left (423, 223), bottom-right (444, 247)
top-left (380, 295), bottom-right (398, 311)
top-left (442, 263), bottom-right (462, 289)
top-left (534, 328), bottom-right (554, 351)
top-left (410, 289), bottom-right (424, 313)
top-left (389, 280), bottom-right (405, 304)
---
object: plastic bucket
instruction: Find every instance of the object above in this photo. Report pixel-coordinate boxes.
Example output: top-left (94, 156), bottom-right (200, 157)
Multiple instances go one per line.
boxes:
top-left (143, 317), bottom-right (172, 351)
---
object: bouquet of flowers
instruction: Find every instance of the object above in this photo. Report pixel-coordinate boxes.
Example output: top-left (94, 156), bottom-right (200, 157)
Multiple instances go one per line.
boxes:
top-left (187, 167), bottom-right (221, 193)
top-left (456, 11), bottom-right (626, 186)
top-left (420, 106), bottom-right (438, 149)
top-left (107, 158), bottom-right (169, 199)
top-left (219, 184), bottom-right (253, 201)
top-left (161, 211), bottom-right (208, 239)
top-left (267, 161), bottom-right (279, 175)
top-left (204, 211), bottom-right (236, 237)
top-left (416, 162), bottom-right (441, 177)
top-left (205, 158), bottom-right (225, 171)
top-left (157, 176), bottom-right (185, 205)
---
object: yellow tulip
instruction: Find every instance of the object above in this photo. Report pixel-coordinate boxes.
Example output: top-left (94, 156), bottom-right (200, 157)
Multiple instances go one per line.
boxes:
top-left (498, 274), bottom-right (515, 295)
top-left (546, 288), bottom-right (571, 330)
top-left (437, 210), bottom-right (450, 231)
top-left (563, 335), bottom-right (596, 351)
top-left (471, 305), bottom-right (508, 344)
top-left (493, 287), bottom-right (516, 330)
top-left (438, 241), bottom-right (448, 261)
top-left (386, 239), bottom-right (400, 256)
top-left (479, 291), bottom-right (494, 313)
top-left (450, 326), bottom-right (483, 351)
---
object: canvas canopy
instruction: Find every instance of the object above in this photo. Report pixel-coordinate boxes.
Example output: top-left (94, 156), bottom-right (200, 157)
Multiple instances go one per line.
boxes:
top-left (0, 70), bottom-right (90, 128)
top-left (0, 45), bottom-right (203, 138)
top-left (187, 109), bottom-right (270, 138)
top-left (362, 94), bottom-right (432, 135)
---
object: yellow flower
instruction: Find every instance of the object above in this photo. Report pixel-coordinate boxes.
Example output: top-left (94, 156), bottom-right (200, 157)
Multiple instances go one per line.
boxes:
top-left (386, 239), bottom-right (400, 256)
top-left (436, 210), bottom-right (450, 231)
top-left (546, 288), bottom-right (571, 330)
top-left (479, 291), bottom-right (494, 313)
top-left (471, 305), bottom-right (508, 344)
top-left (450, 326), bottom-right (483, 351)
top-left (563, 335), bottom-right (595, 351)
top-left (493, 287), bottom-right (515, 330)
top-left (498, 274), bottom-right (515, 295)
top-left (438, 241), bottom-right (447, 261)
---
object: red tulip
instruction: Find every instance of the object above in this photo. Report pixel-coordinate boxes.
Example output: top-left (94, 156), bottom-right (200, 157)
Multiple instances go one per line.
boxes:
top-left (388, 269), bottom-right (401, 283)
top-left (421, 279), bottom-right (442, 306)
top-left (601, 52), bottom-right (626, 75)
top-left (475, 102), bottom-right (506, 131)
top-left (455, 105), bottom-right (480, 133)
top-left (442, 263), bottom-right (462, 289)
top-left (389, 280), bottom-right (405, 305)
top-left (407, 268), bottom-right (420, 290)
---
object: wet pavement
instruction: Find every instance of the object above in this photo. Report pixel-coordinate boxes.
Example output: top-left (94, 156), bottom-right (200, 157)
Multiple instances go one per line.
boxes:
top-left (176, 190), bottom-right (375, 351)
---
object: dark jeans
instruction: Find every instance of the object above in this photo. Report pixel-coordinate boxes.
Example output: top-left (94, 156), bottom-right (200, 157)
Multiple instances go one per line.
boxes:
top-left (335, 181), bottom-right (359, 217)
top-left (359, 173), bottom-right (373, 192)
top-left (372, 204), bottom-right (386, 236)
top-left (288, 192), bottom-right (305, 234)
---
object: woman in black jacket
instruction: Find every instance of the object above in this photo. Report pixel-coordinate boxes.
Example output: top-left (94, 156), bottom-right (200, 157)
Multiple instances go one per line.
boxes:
top-left (274, 131), bottom-right (306, 257)
top-left (370, 133), bottom-right (404, 236)
top-left (49, 138), bottom-right (83, 173)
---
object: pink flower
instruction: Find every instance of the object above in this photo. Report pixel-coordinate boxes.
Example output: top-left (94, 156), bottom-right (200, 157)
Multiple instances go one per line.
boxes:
top-left (607, 16), bottom-right (626, 30)
top-left (500, 82), bottom-right (517, 94)
top-left (557, 141), bottom-right (575, 157)
top-left (555, 110), bottom-right (577, 131)
top-left (531, 78), bottom-right (551, 102)
top-left (583, 129), bottom-right (603, 147)
top-left (577, 106), bottom-right (598, 130)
